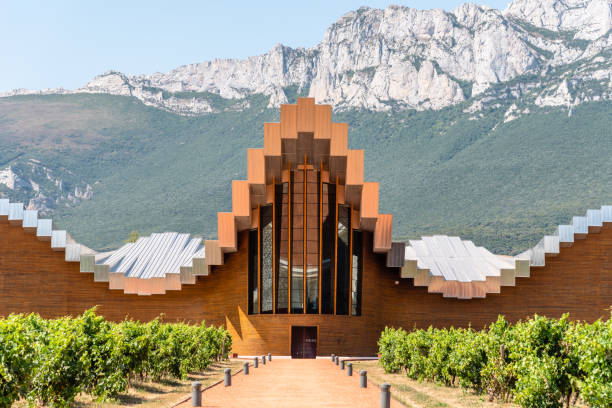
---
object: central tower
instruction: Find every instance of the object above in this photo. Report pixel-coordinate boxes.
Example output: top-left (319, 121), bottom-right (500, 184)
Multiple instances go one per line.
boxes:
top-left (247, 150), bottom-right (363, 316)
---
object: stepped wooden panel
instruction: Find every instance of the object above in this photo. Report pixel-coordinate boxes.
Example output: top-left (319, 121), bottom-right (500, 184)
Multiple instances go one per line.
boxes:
top-left (232, 181), bottom-right (251, 230)
top-left (205, 240), bottom-right (223, 266)
top-left (345, 150), bottom-right (364, 207)
top-left (374, 214), bottom-right (393, 253)
top-left (296, 97), bottom-right (315, 133)
top-left (218, 213), bottom-right (237, 252)
top-left (280, 104), bottom-right (297, 166)
top-left (314, 104), bottom-right (332, 166)
top-left (329, 123), bottom-right (348, 183)
top-left (263, 123), bottom-right (281, 183)
top-left (247, 149), bottom-right (266, 206)
top-left (360, 182), bottom-right (379, 231)
top-left (1, 226), bottom-right (611, 356)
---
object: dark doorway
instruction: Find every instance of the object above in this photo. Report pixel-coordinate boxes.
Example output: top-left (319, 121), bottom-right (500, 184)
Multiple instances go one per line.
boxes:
top-left (291, 326), bottom-right (317, 358)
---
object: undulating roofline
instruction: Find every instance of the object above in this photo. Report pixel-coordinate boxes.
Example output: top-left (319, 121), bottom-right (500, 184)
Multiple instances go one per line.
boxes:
top-left (2, 198), bottom-right (610, 299)
top-left (392, 205), bottom-right (612, 299)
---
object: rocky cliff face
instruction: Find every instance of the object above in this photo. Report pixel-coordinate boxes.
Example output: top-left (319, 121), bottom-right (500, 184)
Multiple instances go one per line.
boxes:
top-left (0, 160), bottom-right (93, 215)
top-left (2, 0), bottom-right (612, 114)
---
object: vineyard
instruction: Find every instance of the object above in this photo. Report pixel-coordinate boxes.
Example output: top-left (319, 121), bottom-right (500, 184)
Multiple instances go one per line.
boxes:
top-left (378, 314), bottom-right (612, 408)
top-left (0, 308), bottom-right (231, 408)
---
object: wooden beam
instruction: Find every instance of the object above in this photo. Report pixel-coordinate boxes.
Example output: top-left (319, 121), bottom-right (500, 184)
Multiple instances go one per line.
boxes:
top-left (281, 104), bottom-right (297, 167)
top-left (248, 148), bottom-right (266, 206)
top-left (373, 214), bottom-right (392, 253)
top-left (296, 97), bottom-right (315, 133)
top-left (218, 212), bottom-right (237, 253)
top-left (360, 182), bottom-right (379, 231)
top-left (314, 104), bottom-right (332, 167)
top-left (205, 240), bottom-right (223, 266)
top-left (386, 242), bottom-right (405, 268)
top-left (345, 150), bottom-right (364, 207)
top-left (264, 122), bottom-right (282, 183)
top-left (329, 123), bottom-right (348, 183)
top-left (232, 180), bottom-right (251, 231)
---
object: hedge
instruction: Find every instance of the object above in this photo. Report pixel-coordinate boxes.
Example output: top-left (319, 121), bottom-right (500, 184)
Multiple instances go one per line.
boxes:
top-left (378, 313), bottom-right (611, 408)
top-left (0, 308), bottom-right (231, 407)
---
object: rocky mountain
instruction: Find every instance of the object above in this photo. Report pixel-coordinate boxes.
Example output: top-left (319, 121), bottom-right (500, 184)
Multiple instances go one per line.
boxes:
top-left (0, 159), bottom-right (93, 214)
top-left (2, 0), bottom-right (612, 116)
top-left (0, 0), bottom-right (611, 252)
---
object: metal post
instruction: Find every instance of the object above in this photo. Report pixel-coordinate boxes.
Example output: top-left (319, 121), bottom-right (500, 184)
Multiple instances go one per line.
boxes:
top-left (191, 382), bottom-right (202, 407)
top-left (254, 356), bottom-right (258, 368)
top-left (243, 362), bottom-right (249, 375)
top-left (347, 362), bottom-right (353, 376)
top-left (224, 368), bottom-right (231, 386)
top-left (262, 355), bottom-right (266, 365)
top-left (380, 383), bottom-right (390, 408)
top-left (335, 356), bottom-right (339, 366)
top-left (360, 370), bottom-right (367, 388)
top-left (331, 353), bottom-right (335, 363)
top-left (340, 360), bottom-right (345, 370)
top-left (268, 352), bottom-right (272, 362)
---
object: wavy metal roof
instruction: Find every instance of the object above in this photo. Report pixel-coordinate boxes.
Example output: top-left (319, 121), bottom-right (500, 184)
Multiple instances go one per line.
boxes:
top-left (1, 197), bottom-right (610, 298)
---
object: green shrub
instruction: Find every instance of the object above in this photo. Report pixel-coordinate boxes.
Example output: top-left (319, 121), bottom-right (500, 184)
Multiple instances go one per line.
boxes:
top-left (0, 309), bottom-right (231, 407)
top-left (377, 312), bottom-right (612, 408)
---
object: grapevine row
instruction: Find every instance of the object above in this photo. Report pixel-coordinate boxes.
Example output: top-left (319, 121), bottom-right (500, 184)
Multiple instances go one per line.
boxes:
top-left (378, 313), bottom-right (611, 408)
top-left (0, 308), bottom-right (232, 407)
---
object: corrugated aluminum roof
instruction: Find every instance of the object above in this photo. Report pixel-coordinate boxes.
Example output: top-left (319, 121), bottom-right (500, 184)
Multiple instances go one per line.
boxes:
top-left (98, 232), bottom-right (204, 279)
top-left (406, 235), bottom-right (510, 282)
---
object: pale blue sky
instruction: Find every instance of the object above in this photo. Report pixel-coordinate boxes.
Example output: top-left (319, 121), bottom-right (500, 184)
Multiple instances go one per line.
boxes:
top-left (0, 1), bottom-right (511, 92)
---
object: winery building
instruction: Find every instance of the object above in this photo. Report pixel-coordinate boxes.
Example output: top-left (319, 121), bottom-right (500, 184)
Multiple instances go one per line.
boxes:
top-left (1, 98), bottom-right (611, 357)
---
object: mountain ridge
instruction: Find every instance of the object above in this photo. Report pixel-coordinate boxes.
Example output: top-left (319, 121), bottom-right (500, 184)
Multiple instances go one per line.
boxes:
top-left (3, 0), bottom-right (611, 115)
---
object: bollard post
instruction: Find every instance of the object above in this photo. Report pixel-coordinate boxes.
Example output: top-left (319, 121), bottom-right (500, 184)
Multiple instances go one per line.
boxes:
top-left (262, 355), bottom-right (266, 365)
top-left (191, 381), bottom-right (202, 407)
top-left (380, 383), bottom-right (390, 408)
top-left (254, 356), bottom-right (258, 368)
top-left (224, 368), bottom-right (231, 387)
top-left (360, 370), bottom-right (367, 388)
top-left (331, 353), bottom-right (335, 363)
top-left (335, 356), bottom-right (339, 366)
top-left (243, 361), bottom-right (249, 375)
top-left (340, 360), bottom-right (345, 370)
top-left (268, 352), bottom-right (272, 362)
top-left (347, 362), bottom-right (353, 376)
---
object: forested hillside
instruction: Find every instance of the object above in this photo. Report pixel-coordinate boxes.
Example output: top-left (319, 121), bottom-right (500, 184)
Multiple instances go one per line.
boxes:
top-left (1, 93), bottom-right (610, 253)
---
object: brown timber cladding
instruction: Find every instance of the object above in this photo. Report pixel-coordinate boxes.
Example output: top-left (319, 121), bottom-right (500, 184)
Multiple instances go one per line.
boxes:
top-left (1, 223), bottom-right (611, 356)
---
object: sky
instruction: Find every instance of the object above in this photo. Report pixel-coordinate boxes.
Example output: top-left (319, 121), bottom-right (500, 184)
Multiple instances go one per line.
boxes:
top-left (0, 0), bottom-right (511, 92)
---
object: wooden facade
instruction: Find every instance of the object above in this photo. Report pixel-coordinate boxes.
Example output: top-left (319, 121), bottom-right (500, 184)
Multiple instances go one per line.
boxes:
top-left (1, 221), bottom-right (611, 356)
top-left (0, 98), bottom-right (611, 356)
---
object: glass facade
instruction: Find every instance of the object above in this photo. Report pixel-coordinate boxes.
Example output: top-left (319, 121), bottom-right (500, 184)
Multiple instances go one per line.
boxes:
top-left (248, 229), bottom-right (258, 314)
top-left (260, 205), bottom-right (274, 314)
top-left (336, 205), bottom-right (350, 315)
top-left (351, 230), bottom-right (362, 316)
top-left (247, 167), bottom-right (362, 316)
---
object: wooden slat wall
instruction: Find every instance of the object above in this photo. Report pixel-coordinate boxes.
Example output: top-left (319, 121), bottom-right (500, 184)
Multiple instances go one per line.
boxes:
top-left (1, 225), bottom-right (611, 356)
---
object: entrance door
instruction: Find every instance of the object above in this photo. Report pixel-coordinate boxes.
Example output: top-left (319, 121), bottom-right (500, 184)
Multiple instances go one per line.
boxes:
top-left (291, 326), bottom-right (317, 358)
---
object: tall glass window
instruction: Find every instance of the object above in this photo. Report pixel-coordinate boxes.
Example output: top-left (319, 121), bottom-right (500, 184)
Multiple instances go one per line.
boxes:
top-left (260, 205), bottom-right (274, 313)
top-left (247, 168), bottom-right (362, 317)
top-left (336, 205), bottom-right (351, 315)
top-left (248, 229), bottom-right (258, 314)
top-left (275, 183), bottom-right (289, 313)
top-left (321, 183), bottom-right (335, 314)
top-left (291, 170), bottom-right (304, 313)
top-left (351, 230), bottom-right (362, 316)
top-left (305, 169), bottom-right (319, 313)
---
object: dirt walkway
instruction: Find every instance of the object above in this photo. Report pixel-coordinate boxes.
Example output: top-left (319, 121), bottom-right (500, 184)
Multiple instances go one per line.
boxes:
top-left (175, 358), bottom-right (402, 408)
